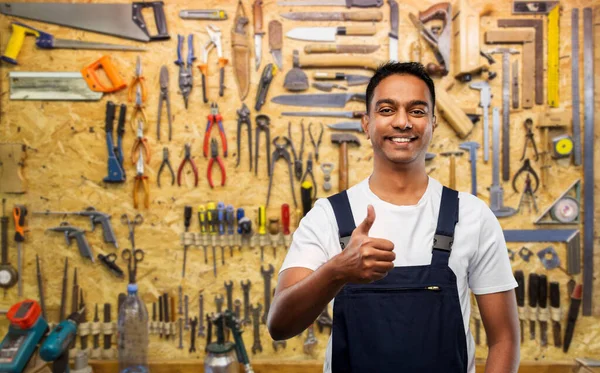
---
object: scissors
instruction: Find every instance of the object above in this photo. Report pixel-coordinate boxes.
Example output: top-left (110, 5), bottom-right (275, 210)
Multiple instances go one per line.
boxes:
top-left (121, 214), bottom-right (144, 249)
top-left (97, 253), bottom-right (125, 279)
top-left (122, 248), bottom-right (144, 283)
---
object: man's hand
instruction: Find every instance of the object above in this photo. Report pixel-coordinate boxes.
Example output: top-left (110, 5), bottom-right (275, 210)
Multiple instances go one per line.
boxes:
top-left (334, 205), bottom-right (396, 284)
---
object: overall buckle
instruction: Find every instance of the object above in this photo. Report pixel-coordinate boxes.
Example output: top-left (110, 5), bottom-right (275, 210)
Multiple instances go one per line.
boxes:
top-left (433, 234), bottom-right (453, 251)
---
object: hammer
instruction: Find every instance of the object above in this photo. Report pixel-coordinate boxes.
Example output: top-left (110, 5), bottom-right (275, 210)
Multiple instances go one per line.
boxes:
top-left (440, 151), bottom-right (464, 190)
top-left (331, 133), bottom-right (360, 191)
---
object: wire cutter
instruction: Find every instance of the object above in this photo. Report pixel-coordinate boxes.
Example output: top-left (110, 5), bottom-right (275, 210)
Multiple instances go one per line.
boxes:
top-left (175, 34), bottom-right (195, 109)
top-left (129, 85), bottom-right (148, 132)
top-left (207, 139), bottom-right (226, 188)
top-left (266, 136), bottom-right (297, 208)
top-left (203, 102), bottom-right (228, 158)
top-left (128, 56), bottom-right (147, 103)
top-left (308, 122), bottom-right (324, 162)
top-left (133, 148), bottom-right (149, 209)
top-left (178, 144), bottom-right (198, 187)
top-left (300, 153), bottom-right (317, 199)
top-left (236, 103), bottom-right (252, 171)
top-left (157, 147), bottom-right (175, 187)
top-left (198, 25), bottom-right (228, 103)
top-left (157, 65), bottom-right (172, 141)
top-left (521, 118), bottom-right (539, 161)
top-left (131, 120), bottom-right (151, 165)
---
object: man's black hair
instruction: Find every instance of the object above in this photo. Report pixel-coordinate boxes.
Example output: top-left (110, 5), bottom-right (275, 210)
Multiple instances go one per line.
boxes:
top-left (365, 62), bottom-right (436, 115)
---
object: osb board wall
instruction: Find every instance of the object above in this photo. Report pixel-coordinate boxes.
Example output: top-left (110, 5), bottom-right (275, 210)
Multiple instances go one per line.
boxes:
top-left (0, 0), bottom-right (599, 367)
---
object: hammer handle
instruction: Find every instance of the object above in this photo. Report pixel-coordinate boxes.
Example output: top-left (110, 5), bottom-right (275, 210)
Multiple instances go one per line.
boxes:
top-left (339, 143), bottom-right (348, 191)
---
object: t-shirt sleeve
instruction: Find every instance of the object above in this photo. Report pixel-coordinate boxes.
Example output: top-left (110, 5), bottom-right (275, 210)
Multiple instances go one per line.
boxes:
top-left (468, 202), bottom-right (518, 295)
top-left (279, 198), bottom-right (337, 274)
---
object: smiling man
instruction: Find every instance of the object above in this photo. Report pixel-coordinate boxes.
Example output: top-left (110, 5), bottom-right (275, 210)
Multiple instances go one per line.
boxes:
top-left (267, 62), bottom-right (520, 373)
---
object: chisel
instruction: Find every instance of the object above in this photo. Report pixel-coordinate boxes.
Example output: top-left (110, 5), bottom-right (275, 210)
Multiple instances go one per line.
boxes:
top-left (93, 304), bottom-right (100, 349)
top-left (35, 255), bottom-right (47, 320)
top-left (528, 273), bottom-right (539, 340)
top-left (514, 270), bottom-right (525, 343)
top-left (103, 303), bottom-right (111, 351)
top-left (158, 296), bottom-right (164, 339)
top-left (563, 283), bottom-right (582, 352)
top-left (538, 274), bottom-right (548, 346)
top-left (549, 282), bottom-right (561, 347)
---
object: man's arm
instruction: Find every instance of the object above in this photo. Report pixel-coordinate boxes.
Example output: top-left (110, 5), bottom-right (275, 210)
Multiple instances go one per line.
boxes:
top-left (476, 290), bottom-right (520, 373)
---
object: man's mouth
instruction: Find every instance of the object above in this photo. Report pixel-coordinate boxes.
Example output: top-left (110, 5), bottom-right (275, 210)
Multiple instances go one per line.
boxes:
top-left (386, 136), bottom-right (418, 143)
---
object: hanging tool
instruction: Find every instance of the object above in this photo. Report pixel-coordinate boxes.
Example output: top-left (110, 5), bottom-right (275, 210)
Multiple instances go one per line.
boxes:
top-left (9, 55), bottom-right (126, 101)
top-left (207, 139), bottom-right (226, 188)
top-left (268, 20), bottom-right (283, 70)
top-left (388, 0), bottom-right (398, 62)
top-left (534, 179), bottom-right (581, 225)
top-left (11, 204), bottom-right (26, 297)
top-left (489, 48), bottom-right (519, 181)
top-left (282, 110), bottom-right (366, 119)
top-left (0, 200), bottom-right (17, 295)
top-left (182, 206), bottom-right (192, 278)
top-left (321, 163), bottom-right (334, 192)
top-left (304, 44), bottom-right (379, 54)
top-left (272, 92), bottom-right (366, 108)
top-left (327, 122), bottom-right (362, 132)
top-left (199, 25), bottom-right (227, 103)
top-left (1, 21), bottom-right (146, 65)
top-left (203, 103), bottom-right (228, 158)
top-left (255, 63), bottom-right (276, 111)
top-left (452, 0), bottom-right (489, 82)
top-left (489, 107), bottom-right (516, 218)
top-left (253, 0), bottom-right (264, 71)
top-left (47, 223), bottom-right (94, 262)
top-left (129, 84), bottom-right (148, 133)
top-left (133, 148), bottom-right (150, 209)
top-left (70, 268), bottom-right (79, 349)
top-left (313, 72), bottom-right (370, 86)
top-left (563, 283), bottom-right (582, 352)
top-left (520, 118), bottom-right (539, 161)
top-left (127, 56), bottom-right (147, 103)
top-left (281, 10), bottom-right (382, 21)
top-left (440, 151), bottom-right (463, 190)
top-left (459, 142), bottom-right (479, 196)
top-left (288, 121), bottom-right (305, 181)
top-left (35, 255), bottom-right (47, 320)
top-left (122, 248), bottom-right (144, 284)
top-left (60, 258), bottom-right (68, 321)
top-left (180, 9), bottom-right (227, 20)
top-left (528, 273), bottom-right (539, 340)
top-left (286, 25), bottom-right (376, 42)
top-left (512, 1), bottom-right (558, 14)
top-left (512, 159), bottom-right (539, 194)
top-left (131, 120), bottom-right (151, 165)
top-left (97, 253), bottom-right (125, 279)
top-left (312, 82), bottom-right (347, 92)
top-left (207, 202), bottom-right (218, 277)
top-left (177, 144), bottom-right (199, 187)
top-left (157, 65), bottom-right (173, 141)
top-left (538, 274), bottom-right (549, 346)
top-left (514, 270), bottom-right (525, 343)
top-left (266, 137), bottom-right (297, 208)
top-left (516, 174), bottom-right (538, 213)
top-left (255, 114), bottom-right (271, 176)
top-left (469, 81), bottom-right (490, 163)
top-left (103, 101), bottom-right (126, 183)
top-left (571, 9), bottom-right (582, 166)
top-left (278, 0), bottom-right (383, 6)
top-left (301, 154), bottom-right (317, 215)
top-left (552, 134), bottom-right (573, 159)
top-left (408, 2), bottom-right (452, 76)
top-left (549, 282), bottom-right (561, 348)
top-left (547, 5), bottom-right (559, 107)
top-left (537, 110), bottom-right (570, 187)
top-left (232, 1), bottom-right (251, 101)
top-left (198, 206), bottom-right (209, 264)
top-left (308, 122), bottom-right (323, 162)
top-left (331, 133), bottom-right (360, 192)
top-left (175, 34), bottom-right (195, 109)
top-left (512, 60), bottom-right (519, 108)
top-left (236, 104), bottom-right (252, 172)
top-left (157, 147), bottom-right (175, 187)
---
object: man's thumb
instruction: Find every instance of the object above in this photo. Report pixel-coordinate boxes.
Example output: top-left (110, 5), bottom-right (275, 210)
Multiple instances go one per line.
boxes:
top-left (355, 205), bottom-right (376, 236)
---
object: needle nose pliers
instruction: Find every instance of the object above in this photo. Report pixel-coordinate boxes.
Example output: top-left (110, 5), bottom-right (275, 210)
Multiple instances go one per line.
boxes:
top-left (157, 147), bottom-right (175, 187)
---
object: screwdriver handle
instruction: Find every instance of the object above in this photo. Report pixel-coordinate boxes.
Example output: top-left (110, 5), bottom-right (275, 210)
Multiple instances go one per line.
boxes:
top-left (257, 206), bottom-right (266, 235)
top-left (12, 205), bottom-right (27, 242)
top-left (236, 208), bottom-right (245, 234)
top-left (198, 205), bottom-right (207, 234)
top-left (184, 206), bottom-right (192, 231)
top-left (281, 204), bottom-right (290, 235)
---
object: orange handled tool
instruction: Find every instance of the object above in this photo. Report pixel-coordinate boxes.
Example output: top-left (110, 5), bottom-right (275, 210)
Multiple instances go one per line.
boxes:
top-left (81, 55), bottom-right (127, 93)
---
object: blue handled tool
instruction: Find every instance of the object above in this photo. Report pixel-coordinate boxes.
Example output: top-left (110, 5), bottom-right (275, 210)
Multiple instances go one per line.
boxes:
top-left (40, 307), bottom-right (85, 373)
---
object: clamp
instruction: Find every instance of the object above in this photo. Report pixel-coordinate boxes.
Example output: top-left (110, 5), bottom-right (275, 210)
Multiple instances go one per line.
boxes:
top-left (133, 148), bottom-right (149, 209)
top-left (131, 120), bottom-right (151, 165)
top-left (236, 103), bottom-right (252, 171)
top-left (266, 136), bottom-right (297, 208)
top-left (512, 158), bottom-right (539, 193)
top-left (255, 114), bottom-right (271, 176)
top-left (207, 139), bottom-right (226, 188)
top-left (203, 102), bottom-right (228, 158)
top-left (128, 56), bottom-right (147, 103)
top-left (157, 147), bottom-right (175, 187)
top-left (129, 85), bottom-right (148, 132)
top-left (521, 118), bottom-right (539, 161)
top-left (175, 34), bottom-right (195, 109)
top-left (103, 101), bottom-right (126, 183)
top-left (198, 25), bottom-right (228, 103)
top-left (288, 120), bottom-right (304, 181)
top-left (177, 144), bottom-right (199, 187)
top-left (308, 122), bottom-right (324, 162)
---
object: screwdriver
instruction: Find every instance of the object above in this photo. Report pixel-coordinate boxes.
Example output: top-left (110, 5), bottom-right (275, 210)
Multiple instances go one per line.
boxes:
top-left (206, 202), bottom-right (217, 277)
top-left (12, 204), bottom-right (26, 297)
top-left (198, 205), bottom-right (208, 264)
top-left (182, 206), bottom-right (192, 278)
top-left (226, 205), bottom-right (235, 257)
top-left (217, 202), bottom-right (226, 265)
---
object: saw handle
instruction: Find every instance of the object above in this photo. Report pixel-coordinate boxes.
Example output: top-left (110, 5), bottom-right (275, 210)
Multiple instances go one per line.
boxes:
top-left (418, 2), bottom-right (451, 27)
top-left (132, 2), bottom-right (170, 41)
top-left (81, 56), bottom-right (127, 93)
top-left (1, 22), bottom-right (46, 65)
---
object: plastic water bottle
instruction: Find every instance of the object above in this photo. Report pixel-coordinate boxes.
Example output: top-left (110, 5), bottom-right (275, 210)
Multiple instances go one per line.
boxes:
top-left (118, 283), bottom-right (149, 373)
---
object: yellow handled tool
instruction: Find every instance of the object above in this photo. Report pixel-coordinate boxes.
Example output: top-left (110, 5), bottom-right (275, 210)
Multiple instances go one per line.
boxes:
top-left (1, 22), bottom-right (145, 65)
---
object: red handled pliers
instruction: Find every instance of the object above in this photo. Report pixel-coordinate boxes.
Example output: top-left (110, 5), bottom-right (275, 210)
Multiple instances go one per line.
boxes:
top-left (177, 144), bottom-right (198, 187)
top-left (203, 102), bottom-right (227, 158)
top-left (207, 139), bottom-right (226, 188)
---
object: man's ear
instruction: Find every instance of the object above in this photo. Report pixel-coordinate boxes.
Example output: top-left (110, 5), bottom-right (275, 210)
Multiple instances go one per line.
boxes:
top-left (431, 114), bottom-right (437, 132)
top-left (361, 113), bottom-right (370, 139)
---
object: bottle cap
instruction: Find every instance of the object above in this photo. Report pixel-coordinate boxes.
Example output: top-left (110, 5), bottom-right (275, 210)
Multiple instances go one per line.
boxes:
top-left (127, 283), bottom-right (138, 293)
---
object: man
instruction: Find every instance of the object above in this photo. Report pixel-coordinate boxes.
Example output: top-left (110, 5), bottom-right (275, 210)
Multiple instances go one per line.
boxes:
top-left (267, 62), bottom-right (520, 373)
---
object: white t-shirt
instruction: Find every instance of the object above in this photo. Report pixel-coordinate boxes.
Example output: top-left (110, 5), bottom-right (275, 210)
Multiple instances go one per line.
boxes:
top-left (279, 176), bottom-right (518, 373)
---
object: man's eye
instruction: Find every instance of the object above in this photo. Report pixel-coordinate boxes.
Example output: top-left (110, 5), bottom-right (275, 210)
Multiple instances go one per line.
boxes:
top-left (410, 109), bottom-right (426, 115)
top-left (379, 107), bottom-right (393, 113)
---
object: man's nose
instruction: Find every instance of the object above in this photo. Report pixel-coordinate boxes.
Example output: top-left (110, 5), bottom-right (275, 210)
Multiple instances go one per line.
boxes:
top-left (392, 109), bottom-right (410, 130)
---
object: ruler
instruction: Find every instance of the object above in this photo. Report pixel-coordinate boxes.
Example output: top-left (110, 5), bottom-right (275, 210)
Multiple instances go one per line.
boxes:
top-left (547, 6), bottom-right (560, 107)
top-left (571, 9), bottom-right (582, 166)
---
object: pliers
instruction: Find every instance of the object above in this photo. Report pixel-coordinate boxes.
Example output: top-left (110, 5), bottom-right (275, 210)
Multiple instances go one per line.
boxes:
top-left (157, 147), bottom-right (175, 187)
top-left (288, 120), bottom-right (304, 181)
top-left (133, 148), bottom-right (149, 209)
top-left (129, 85), bottom-right (148, 132)
top-left (177, 144), bottom-right (199, 187)
top-left (157, 65), bottom-right (173, 141)
top-left (236, 103), bottom-right (252, 171)
top-left (207, 139), bottom-right (226, 188)
top-left (131, 120), bottom-right (151, 165)
top-left (175, 34), bottom-right (195, 109)
top-left (301, 153), bottom-right (317, 199)
top-left (203, 102), bottom-right (227, 158)
top-left (308, 122), bottom-right (324, 162)
top-left (198, 25), bottom-right (228, 103)
top-left (266, 136), bottom-right (297, 208)
top-left (255, 114), bottom-right (271, 176)
top-left (128, 56), bottom-right (147, 103)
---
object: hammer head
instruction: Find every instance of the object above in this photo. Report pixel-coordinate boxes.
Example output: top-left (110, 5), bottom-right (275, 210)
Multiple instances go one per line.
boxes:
top-left (459, 142), bottom-right (480, 161)
top-left (331, 133), bottom-right (360, 146)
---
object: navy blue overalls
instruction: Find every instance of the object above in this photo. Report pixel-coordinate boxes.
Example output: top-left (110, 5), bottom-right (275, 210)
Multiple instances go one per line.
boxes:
top-left (328, 186), bottom-right (468, 373)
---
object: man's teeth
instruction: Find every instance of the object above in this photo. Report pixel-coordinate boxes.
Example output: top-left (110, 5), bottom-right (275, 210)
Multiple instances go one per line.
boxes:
top-left (390, 137), bottom-right (414, 143)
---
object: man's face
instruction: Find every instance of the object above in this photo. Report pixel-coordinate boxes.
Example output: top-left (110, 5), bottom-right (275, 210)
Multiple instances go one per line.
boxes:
top-left (361, 74), bottom-right (436, 165)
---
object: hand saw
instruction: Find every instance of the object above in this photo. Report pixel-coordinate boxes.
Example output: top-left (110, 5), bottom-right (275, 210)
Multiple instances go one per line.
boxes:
top-left (0, 2), bottom-right (170, 42)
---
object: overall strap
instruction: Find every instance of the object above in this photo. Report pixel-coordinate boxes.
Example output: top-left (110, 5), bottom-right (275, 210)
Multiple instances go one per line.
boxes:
top-left (431, 186), bottom-right (460, 267)
top-left (328, 191), bottom-right (356, 250)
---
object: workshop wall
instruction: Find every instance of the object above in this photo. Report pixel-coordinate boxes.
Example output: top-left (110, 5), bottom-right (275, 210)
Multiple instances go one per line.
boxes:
top-left (0, 0), bottom-right (599, 368)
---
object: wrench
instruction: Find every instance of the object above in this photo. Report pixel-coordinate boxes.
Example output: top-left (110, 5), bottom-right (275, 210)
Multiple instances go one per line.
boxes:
top-left (189, 317), bottom-right (198, 353)
top-left (184, 295), bottom-right (190, 330)
top-left (241, 280), bottom-right (252, 325)
top-left (251, 303), bottom-right (263, 354)
top-left (260, 264), bottom-right (274, 324)
top-left (303, 324), bottom-right (318, 355)
top-left (197, 293), bottom-right (206, 337)
top-left (178, 286), bottom-right (183, 315)
top-left (234, 299), bottom-right (242, 320)
top-left (224, 280), bottom-right (234, 312)
top-left (215, 294), bottom-right (224, 313)
top-left (178, 318), bottom-right (183, 349)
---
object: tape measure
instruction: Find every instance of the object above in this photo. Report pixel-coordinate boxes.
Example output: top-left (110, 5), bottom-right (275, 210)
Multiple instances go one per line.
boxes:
top-left (547, 6), bottom-right (560, 107)
top-left (552, 134), bottom-right (573, 158)
top-left (550, 196), bottom-right (580, 223)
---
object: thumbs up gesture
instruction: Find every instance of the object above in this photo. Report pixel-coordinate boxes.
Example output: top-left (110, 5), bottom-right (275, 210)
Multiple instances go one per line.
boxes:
top-left (335, 205), bottom-right (395, 284)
